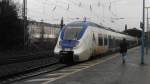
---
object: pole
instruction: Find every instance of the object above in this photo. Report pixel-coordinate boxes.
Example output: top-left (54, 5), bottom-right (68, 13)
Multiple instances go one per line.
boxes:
top-left (40, 20), bottom-right (44, 41)
top-left (60, 17), bottom-right (64, 30)
top-left (141, 0), bottom-right (145, 64)
top-left (23, 0), bottom-right (27, 48)
top-left (147, 8), bottom-right (148, 36)
top-left (23, 0), bottom-right (25, 48)
top-left (147, 8), bottom-right (149, 40)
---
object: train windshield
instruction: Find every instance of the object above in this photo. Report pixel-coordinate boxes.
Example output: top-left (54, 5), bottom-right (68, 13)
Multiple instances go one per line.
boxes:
top-left (63, 26), bottom-right (82, 40)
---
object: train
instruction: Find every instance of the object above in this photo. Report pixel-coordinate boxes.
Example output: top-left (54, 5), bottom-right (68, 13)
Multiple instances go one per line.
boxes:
top-left (54, 20), bottom-right (138, 64)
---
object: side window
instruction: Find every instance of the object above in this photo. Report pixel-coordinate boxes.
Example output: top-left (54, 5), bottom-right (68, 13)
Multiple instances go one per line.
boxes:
top-left (104, 36), bottom-right (107, 45)
top-left (98, 34), bottom-right (103, 46)
top-left (108, 35), bottom-right (112, 47)
top-left (112, 38), bottom-right (115, 48)
top-left (116, 39), bottom-right (120, 46)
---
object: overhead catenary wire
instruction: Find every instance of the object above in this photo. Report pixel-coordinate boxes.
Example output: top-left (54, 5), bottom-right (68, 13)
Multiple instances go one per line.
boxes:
top-left (47, 0), bottom-right (102, 22)
top-left (18, 0), bottom-right (130, 26)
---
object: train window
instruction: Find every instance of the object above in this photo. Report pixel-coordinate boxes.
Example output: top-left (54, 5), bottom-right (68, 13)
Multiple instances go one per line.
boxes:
top-left (98, 34), bottom-right (103, 46)
top-left (98, 37), bottom-right (103, 46)
top-left (104, 37), bottom-right (107, 45)
top-left (116, 39), bottom-right (120, 46)
top-left (108, 36), bottom-right (112, 47)
top-left (112, 38), bottom-right (116, 48)
top-left (63, 27), bottom-right (82, 40)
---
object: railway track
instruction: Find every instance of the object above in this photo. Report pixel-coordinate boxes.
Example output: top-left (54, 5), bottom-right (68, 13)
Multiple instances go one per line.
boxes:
top-left (0, 55), bottom-right (100, 84)
top-left (0, 63), bottom-right (67, 84)
top-left (11, 52), bottom-right (120, 84)
top-left (0, 50), bottom-right (122, 84)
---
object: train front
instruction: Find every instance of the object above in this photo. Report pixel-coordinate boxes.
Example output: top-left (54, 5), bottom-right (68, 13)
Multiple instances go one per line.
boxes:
top-left (54, 22), bottom-right (87, 64)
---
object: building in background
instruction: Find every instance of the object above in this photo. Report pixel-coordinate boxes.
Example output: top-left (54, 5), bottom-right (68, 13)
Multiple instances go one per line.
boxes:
top-left (28, 21), bottom-right (60, 43)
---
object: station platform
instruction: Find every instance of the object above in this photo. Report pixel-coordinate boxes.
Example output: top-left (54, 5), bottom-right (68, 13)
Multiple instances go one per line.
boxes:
top-left (13, 47), bottom-right (150, 84)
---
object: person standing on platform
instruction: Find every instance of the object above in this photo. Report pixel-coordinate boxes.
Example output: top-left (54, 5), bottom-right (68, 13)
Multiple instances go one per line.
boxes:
top-left (119, 38), bottom-right (128, 64)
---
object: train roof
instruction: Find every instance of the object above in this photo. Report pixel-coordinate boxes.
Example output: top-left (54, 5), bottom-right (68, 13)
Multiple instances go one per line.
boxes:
top-left (66, 21), bottom-right (120, 33)
top-left (66, 21), bottom-right (103, 27)
top-left (65, 21), bottom-right (137, 40)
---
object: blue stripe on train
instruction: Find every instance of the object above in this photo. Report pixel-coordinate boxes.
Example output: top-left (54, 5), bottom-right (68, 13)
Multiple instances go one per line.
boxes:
top-left (61, 40), bottom-right (79, 48)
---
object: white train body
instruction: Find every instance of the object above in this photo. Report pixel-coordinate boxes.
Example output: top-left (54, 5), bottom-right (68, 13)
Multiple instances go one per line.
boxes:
top-left (54, 21), bottom-right (138, 63)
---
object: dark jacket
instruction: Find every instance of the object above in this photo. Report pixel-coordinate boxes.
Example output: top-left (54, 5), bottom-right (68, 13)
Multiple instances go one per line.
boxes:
top-left (119, 41), bottom-right (128, 53)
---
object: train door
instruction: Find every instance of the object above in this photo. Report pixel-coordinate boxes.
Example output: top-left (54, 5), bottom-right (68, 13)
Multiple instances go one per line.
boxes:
top-left (95, 33), bottom-right (104, 55)
top-left (108, 35), bottom-right (116, 51)
top-left (91, 32), bottom-right (96, 56)
top-left (111, 37), bottom-right (116, 52)
top-left (104, 34), bottom-right (109, 52)
top-left (104, 35), bottom-right (108, 46)
top-left (108, 35), bottom-right (111, 48)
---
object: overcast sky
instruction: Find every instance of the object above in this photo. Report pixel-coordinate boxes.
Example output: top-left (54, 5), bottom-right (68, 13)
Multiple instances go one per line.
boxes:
top-left (14, 0), bottom-right (150, 31)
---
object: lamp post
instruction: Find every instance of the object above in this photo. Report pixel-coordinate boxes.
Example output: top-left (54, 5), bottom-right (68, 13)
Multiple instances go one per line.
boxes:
top-left (141, 0), bottom-right (145, 64)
